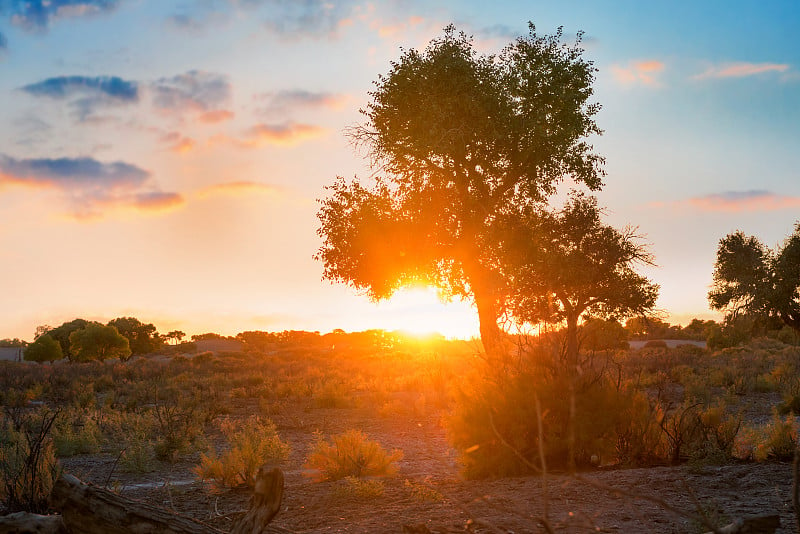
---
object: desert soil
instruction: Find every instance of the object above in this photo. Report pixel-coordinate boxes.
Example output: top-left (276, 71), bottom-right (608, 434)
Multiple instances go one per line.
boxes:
top-left (60, 396), bottom-right (798, 534)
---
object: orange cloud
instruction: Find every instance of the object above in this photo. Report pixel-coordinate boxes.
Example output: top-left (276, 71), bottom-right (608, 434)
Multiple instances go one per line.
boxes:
top-left (198, 110), bottom-right (234, 124)
top-left (688, 191), bottom-right (800, 212)
top-left (693, 62), bottom-right (790, 80)
top-left (218, 122), bottom-right (325, 148)
top-left (132, 192), bottom-right (185, 211)
top-left (376, 15), bottom-right (425, 38)
top-left (611, 60), bottom-right (665, 87)
top-left (161, 131), bottom-right (196, 153)
top-left (652, 191), bottom-right (800, 213)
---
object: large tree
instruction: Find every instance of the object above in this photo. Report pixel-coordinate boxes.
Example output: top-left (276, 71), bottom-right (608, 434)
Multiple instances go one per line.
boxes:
top-left (69, 324), bottom-right (131, 362)
top-left (316, 24), bottom-right (604, 357)
top-left (107, 317), bottom-right (161, 355)
top-left (496, 193), bottom-right (658, 367)
top-left (708, 224), bottom-right (800, 333)
top-left (46, 318), bottom-right (92, 361)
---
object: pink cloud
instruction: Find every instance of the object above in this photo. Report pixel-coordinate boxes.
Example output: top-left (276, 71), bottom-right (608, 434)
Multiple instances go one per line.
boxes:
top-left (654, 191), bottom-right (800, 213)
top-left (198, 110), bottom-right (235, 124)
top-left (693, 62), bottom-right (790, 80)
top-left (611, 60), bottom-right (665, 87)
top-left (214, 122), bottom-right (325, 148)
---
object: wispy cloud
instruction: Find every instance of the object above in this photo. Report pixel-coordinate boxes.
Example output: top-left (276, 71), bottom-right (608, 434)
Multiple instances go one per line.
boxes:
top-left (215, 122), bottom-right (325, 148)
top-left (653, 190), bottom-right (800, 212)
top-left (243, 122), bottom-right (325, 146)
top-left (0, 154), bottom-right (182, 218)
top-left (160, 132), bottom-right (196, 154)
top-left (262, 0), bottom-right (356, 40)
top-left (257, 89), bottom-right (348, 115)
top-left (20, 75), bottom-right (139, 121)
top-left (3, 0), bottom-right (120, 32)
top-left (150, 70), bottom-right (232, 120)
top-left (611, 60), bottom-right (665, 87)
top-left (693, 62), bottom-right (790, 80)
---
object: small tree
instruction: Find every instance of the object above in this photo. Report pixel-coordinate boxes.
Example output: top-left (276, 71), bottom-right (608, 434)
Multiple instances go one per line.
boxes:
top-left (498, 193), bottom-right (658, 368)
top-left (69, 325), bottom-right (131, 362)
top-left (23, 335), bottom-right (63, 364)
top-left (709, 224), bottom-right (800, 334)
top-left (165, 330), bottom-right (185, 345)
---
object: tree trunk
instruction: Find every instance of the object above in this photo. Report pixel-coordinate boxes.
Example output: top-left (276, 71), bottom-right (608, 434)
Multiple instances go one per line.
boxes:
top-left (49, 467), bottom-right (286, 534)
top-left (565, 312), bottom-right (579, 372)
top-left (475, 291), bottom-right (503, 361)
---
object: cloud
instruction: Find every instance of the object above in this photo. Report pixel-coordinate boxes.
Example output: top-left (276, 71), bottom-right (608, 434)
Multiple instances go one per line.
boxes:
top-left (150, 70), bottom-right (232, 119)
top-left (20, 75), bottom-right (139, 121)
top-left (198, 109), bottom-right (235, 124)
top-left (257, 89), bottom-right (348, 115)
top-left (0, 153), bottom-right (182, 218)
top-left (693, 62), bottom-right (790, 80)
top-left (130, 191), bottom-right (184, 211)
top-left (611, 60), bottom-right (665, 87)
top-left (3, 0), bottom-right (120, 32)
top-left (160, 132), bottom-right (196, 153)
top-left (0, 154), bottom-right (148, 188)
top-left (243, 122), bottom-right (325, 146)
top-left (0, 31), bottom-right (7, 51)
top-left (688, 190), bottom-right (800, 212)
top-left (262, 0), bottom-right (356, 40)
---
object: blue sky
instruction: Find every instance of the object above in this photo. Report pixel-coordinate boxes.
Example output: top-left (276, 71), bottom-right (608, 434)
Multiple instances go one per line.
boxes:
top-left (0, 0), bottom-right (798, 339)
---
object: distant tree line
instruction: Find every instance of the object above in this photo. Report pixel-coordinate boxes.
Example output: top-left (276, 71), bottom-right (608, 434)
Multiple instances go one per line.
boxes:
top-left (23, 316), bottom-right (162, 364)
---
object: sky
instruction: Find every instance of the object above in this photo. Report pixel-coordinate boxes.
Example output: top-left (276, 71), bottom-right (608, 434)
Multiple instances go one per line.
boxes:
top-left (0, 0), bottom-right (798, 341)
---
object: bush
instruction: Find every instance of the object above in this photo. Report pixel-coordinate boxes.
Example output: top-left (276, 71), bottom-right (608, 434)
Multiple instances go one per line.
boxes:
top-left (304, 430), bottom-right (402, 482)
top-left (734, 412), bottom-right (798, 461)
top-left (194, 416), bottom-right (289, 489)
top-left (447, 363), bottom-right (664, 477)
top-left (0, 410), bottom-right (61, 513)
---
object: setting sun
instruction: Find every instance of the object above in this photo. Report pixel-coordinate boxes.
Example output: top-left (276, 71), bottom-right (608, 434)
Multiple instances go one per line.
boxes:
top-left (375, 286), bottom-right (479, 339)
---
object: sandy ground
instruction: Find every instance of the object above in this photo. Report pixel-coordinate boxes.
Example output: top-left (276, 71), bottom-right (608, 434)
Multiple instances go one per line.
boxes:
top-left (61, 400), bottom-right (797, 534)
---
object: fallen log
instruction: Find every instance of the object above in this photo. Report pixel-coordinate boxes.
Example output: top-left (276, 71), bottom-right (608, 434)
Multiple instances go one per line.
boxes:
top-left (0, 512), bottom-right (67, 534)
top-left (47, 466), bottom-right (287, 534)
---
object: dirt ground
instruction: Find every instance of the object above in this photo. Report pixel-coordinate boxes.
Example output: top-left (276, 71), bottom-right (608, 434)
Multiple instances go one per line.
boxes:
top-left (61, 398), bottom-right (798, 534)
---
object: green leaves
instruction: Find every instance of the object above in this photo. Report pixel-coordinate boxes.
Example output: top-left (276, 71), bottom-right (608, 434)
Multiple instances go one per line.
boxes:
top-left (709, 223), bottom-right (800, 332)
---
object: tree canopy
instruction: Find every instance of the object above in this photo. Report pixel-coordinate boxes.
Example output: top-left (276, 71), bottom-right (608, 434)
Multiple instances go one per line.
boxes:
top-left (69, 324), bottom-right (131, 362)
top-left (23, 334), bottom-right (62, 364)
top-left (497, 193), bottom-right (658, 364)
top-left (709, 223), bottom-right (800, 333)
top-left (107, 316), bottom-right (161, 355)
top-left (316, 24), bottom-right (605, 357)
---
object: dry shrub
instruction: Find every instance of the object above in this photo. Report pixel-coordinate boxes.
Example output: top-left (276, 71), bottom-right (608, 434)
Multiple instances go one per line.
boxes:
top-left (194, 416), bottom-right (289, 489)
top-left (448, 363), bottom-right (663, 478)
top-left (332, 476), bottom-right (385, 499)
top-left (0, 409), bottom-right (61, 513)
top-left (734, 412), bottom-right (798, 461)
top-left (304, 429), bottom-right (402, 482)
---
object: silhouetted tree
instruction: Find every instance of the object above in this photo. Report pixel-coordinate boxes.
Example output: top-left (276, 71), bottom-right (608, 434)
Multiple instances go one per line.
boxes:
top-left (23, 334), bottom-right (62, 363)
top-left (498, 193), bottom-right (658, 367)
top-left (69, 324), bottom-right (131, 362)
top-left (709, 224), bottom-right (800, 334)
top-left (165, 330), bottom-right (185, 345)
top-left (107, 317), bottom-right (161, 355)
top-left (316, 24), bottom-right (604, 358)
